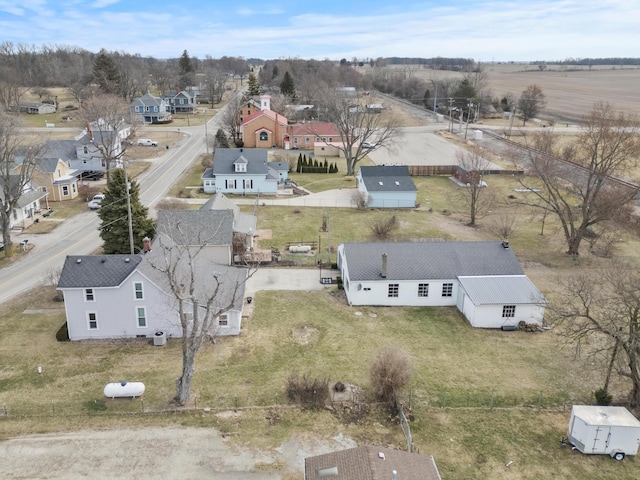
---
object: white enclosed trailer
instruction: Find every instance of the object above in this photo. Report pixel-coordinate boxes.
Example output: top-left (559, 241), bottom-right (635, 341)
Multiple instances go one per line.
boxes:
top-left (567, 405), bottom-right (640, 460)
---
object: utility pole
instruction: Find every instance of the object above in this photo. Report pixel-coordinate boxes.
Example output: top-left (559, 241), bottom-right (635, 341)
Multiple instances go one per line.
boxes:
top-left (122, 160), bottom-right (134, 255)
top-left (448, 97), bottom-right (453, 132)
top-left (432, 81), bottom-right (438, 122)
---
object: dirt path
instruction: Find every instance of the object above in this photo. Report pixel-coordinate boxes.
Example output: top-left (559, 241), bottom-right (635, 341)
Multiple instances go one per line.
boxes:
top-left (0, 425), bottom-right (356, 479)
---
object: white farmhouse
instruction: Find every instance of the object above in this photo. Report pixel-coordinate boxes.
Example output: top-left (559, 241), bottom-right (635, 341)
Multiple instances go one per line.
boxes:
top-left (57, 253), bottom-right (247, 341)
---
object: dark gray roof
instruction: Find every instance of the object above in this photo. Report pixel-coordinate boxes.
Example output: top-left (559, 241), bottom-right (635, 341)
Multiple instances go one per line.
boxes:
top-left (341, 241), bottom-right (524, 281)
top-left (268, 161), bottom-right (288, 171)
top-left (304, 446), bottom-right (441, 480)
top-left (359, 166), bottom-right (417, 192)
top-left (212, 148), bottom-right (269, 175)
top-left (156, 209), bottom-right (233, 247)
top-left (200, 192), bottom-right (240, 216)
top-left (458, 276), bottom-right (547, 305)
top-left (58, 255), bottom-right (142, 288)
top-left (43, 140), bottom-right (78, 161)
top-left (137, 250), bottom-right (247, 311)
top-left (36, 158), bottom-right (63, 173)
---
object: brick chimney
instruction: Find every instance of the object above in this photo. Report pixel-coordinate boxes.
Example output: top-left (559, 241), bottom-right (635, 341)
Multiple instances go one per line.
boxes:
top-left (260, 94), bottom-right (271, 111)
top-left (381, 253), bottom-right (387, 278)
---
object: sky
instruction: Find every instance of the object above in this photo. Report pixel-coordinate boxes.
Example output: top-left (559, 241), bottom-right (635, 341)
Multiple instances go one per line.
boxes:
top-left (0, 0), bottom-right (638, 62)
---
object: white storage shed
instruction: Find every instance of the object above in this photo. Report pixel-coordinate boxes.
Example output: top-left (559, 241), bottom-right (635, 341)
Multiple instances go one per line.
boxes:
top-left (567, 405), bottom-right (640, 460)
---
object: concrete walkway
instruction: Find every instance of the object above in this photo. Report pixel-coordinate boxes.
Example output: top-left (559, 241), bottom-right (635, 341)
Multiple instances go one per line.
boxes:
top-left (188, 188), bottom-right (358, 208)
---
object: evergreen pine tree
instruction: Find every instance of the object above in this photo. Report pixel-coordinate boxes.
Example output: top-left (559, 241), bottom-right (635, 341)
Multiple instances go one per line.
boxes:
top-left (179, 49), bottom-right (194, 74)
top-left (280, 71), bottom-right (296, 99)
top-left (296, 154), bottom-right (302, 173)
top-left (98, 168), bottom-right (155, 254)
top-left (215, 128), bottom-right (230, 148)
top-left (93, 49), bottom-right (121, 95)
top-left (247, 73), bottom-right (260, 97)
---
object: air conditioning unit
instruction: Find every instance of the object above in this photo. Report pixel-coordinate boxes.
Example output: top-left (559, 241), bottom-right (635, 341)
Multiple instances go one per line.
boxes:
top-left (153, 331), bottom-right (167, 346)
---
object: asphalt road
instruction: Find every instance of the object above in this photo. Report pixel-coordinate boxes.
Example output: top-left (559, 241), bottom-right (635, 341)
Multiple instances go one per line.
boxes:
top-left (0, 107), bottom-right (227, 306)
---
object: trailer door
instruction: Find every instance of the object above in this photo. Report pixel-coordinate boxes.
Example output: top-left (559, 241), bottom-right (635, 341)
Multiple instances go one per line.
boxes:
top-left (591, 426), bottom-right (611, 453)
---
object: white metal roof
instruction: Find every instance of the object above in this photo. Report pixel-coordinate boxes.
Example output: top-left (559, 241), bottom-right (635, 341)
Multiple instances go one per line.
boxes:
top-left (458, 275), bottom-right (547, 305)
top-left (572, 405), bottom-right (640, 427)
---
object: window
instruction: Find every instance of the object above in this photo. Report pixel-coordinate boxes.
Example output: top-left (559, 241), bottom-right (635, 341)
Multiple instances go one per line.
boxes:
top-left (418, 283), bottom-right (429, 297)
top-left (218, 314), bottom-right (228, 326)
top-left (62, 185), bottom-right (69, 196)
top-left (442, 283), bottom-right (453, 297)
top-left (294, 137), bottom-right (298, 144)
top-left (305, 137), bottom-right (311, 144)
top-left (136, 307), bottom-right (147, 327)
top-left (388, 283), bottom-right (399, 297)
top-left (72, 184), bottom-right (76, 193)
top-left (134, 282), bottom-right (144, 299)
top-left (88, 312), bottom-right (98, 330)
top-left (502, 305), bottom-right (516, 318)
top-left (259, 131), bottom-right (268, 141)
top-left (85, 288), bottom-right (94, 301)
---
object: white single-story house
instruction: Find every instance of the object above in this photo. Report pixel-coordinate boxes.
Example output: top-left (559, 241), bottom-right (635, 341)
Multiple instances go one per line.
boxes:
top-left (201, 148), bottom-right (288, 195)
top-left (337, 240), bottom-right (547, 329)
top-left (57, 253), bottom-right (247, 341)
top-left (357, 165), bottom-right (417, 208)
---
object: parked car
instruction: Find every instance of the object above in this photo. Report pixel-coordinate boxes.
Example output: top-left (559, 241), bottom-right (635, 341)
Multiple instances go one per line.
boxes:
top-left (362, 141), bottom-right (377, 149)
top-left (88, 194), bottom-right (105, 210)
top-left (137, 138), bottom-right (158, 147)
top-left (79, 170), bottom-right (104, 181)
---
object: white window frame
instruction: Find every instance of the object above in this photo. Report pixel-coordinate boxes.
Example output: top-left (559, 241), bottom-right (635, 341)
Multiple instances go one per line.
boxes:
top-left (388, 283), bottom-right (399, 298)
top-left (442, 283), bottom-right (453, 297)
top-left (87, 312), bottom-right (98, 330)
top-left (85, 288), bottom-right (95, 302)
top-left (418, 283), bottom-right (429, 297)
top-left (133, 282), bottom-right (144, 300)
top-left (218, 314), bottom-right (228, 326)
top-left (502, 305), bottom-right (516, 318)
top-left (136, 306), bottom-right (147, 328)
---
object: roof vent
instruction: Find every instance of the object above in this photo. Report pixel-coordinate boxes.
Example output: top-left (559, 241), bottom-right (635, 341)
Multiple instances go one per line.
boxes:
top-left (125, 257), bottom-right (130, 263)
top-left (317, 466), bottom-right (338, 478)
top-left (101, 258), bottom-right (106, 263)
top-left (76, 258), bottom-right (82, 264)
top-left (378, 452), bottom-right (386, 460)
top-left (381, 253), bottom-right (387, 278)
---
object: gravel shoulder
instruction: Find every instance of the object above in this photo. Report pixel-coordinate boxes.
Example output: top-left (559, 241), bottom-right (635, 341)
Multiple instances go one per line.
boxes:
top-left (0, 425), bottom-right (356, 479)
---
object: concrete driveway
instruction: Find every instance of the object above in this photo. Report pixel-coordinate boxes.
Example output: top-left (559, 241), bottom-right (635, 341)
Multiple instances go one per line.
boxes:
top-left (245, 268), bottom-right (335, 298)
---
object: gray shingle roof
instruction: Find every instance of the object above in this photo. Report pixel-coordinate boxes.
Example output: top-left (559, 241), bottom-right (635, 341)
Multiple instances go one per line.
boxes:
top-left (212, 148), bottom-right (269, 175)
top-left (458, 276), bottom-right (547, 304)
top-left (341, 241), bottom-right (524, 281)
top-left (359, 166), bottom-right (417, 192)
top-left (156, 209), bottom-right (233, 247)
top-left (58, 255), bottom-right (141, 288)
top-left (304, 445), bottom-right (441, 480)
top-left (137, 250), bottom-right (247, 311)
top-left (43, 140), bottom-right (78, 161)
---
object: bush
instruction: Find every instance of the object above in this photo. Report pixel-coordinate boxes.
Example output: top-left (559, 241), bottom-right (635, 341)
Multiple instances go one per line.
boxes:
top-left (594, 387), bottom-right (612, 406)
top-left (370, 348), bottom-right (412, 405)
top-left (370, 215), bottom-right (397, 239)
top-left (286, 373), bottom-right (329, 410)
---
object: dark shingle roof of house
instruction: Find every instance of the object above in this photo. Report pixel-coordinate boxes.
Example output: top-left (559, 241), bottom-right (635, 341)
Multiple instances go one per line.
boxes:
top-left (341, 241), bottom-right (524, 281)
top-left (359, 166), bottom-right (417, 192)
top-left (43, 140), bottom-right (78, 161)
top-left (156, 209), bottom-right (233, 247)
top-left (304, 445), bottom-right (441, 480)
top-left (57, 255), bottom-right (142, 288)
top-left (137, 251), bottom-right (247, 311)
top-left (212, 148), bottom-right (270, 175)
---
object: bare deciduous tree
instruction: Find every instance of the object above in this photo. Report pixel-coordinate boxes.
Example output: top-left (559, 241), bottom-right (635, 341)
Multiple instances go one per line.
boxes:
top-left (370, 347), bottom-right (412, 405)
top-left (455, 146), bottom-right (494, 226)
top-left (553, 265), bottom-right (640, 406)
top-left (511, 102), bottom-right (640, 255)
top-left (320, 89), bottom-right (401, 175)
top-left (222, 92), bottom-right (244, 146)
top-left (517, 84), bottom-right (546, 126)
top-left (79, 94), bottom-right (138, 181)
top-left (0, 114), bottom-right (44, 256)
top-left (147, 218), bottom-right (253, 406)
